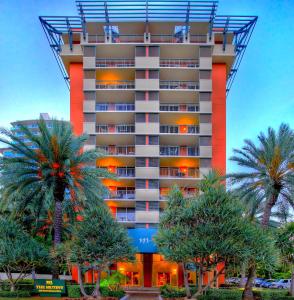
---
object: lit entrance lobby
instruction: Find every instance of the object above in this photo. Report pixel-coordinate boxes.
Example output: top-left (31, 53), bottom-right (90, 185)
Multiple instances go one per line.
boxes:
top-left (117, 254), bottom-right (196, 288)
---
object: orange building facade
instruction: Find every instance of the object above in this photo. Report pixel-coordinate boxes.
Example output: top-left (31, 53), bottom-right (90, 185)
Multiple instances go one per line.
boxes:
top-left (40, 0), bottom-right (257, 289)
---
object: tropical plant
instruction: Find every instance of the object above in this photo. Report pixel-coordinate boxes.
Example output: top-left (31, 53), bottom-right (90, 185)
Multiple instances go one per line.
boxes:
top-left (229, 123), bottom-right (294, 228)
top-left (155, 186), bottom-right (193, 298)
top-left (0, 119), bottom-right (113, 249)
top-left (276, 222), bottom-right (294, 295)
top-left (0, 218), bottom-right (48, 291)
top-left (228, 123), bottom-right (294, 299)
top-left (70, 204), bottom-right (135, 298)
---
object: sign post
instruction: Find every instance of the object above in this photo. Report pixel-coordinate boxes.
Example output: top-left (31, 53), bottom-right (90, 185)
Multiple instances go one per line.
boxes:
top-left (34, 279), bottom-right (66, 297)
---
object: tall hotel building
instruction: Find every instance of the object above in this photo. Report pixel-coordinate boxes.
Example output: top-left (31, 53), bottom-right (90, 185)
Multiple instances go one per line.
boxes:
top-left (40, 1), bottom-right (257, 288)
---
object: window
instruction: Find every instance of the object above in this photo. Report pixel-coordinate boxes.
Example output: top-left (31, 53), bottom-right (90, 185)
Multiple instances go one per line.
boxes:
top-left (136, 135), bottom-right (146, 145)
top-left (136, 46), bottom-right (146, 57)
top-left (149, 70), bottom-right (159, 79)
top-left (149, 136), bottom-right (159, 145)
top-left (136, 91), bottom-right (145, 101)
top-left (200, 70), bottom-right (211, 80)
top-left (199, 114), bottom-right (211, 123)
top-left (136, 70), bottom-right (145, 79)
top-left (136, 158), bottom-right (159, 167)
top-left (200, 158), bottom-right (211, 168)
top-left (149, 180), bottom-right (159, 189)
top-left (199, 92), bottom-right (211, 101)
top-left (199, 136), bottom-right (211, 146)
top-left (136, 113), bottom-right (146, 123)
top-left (149, 46), bottom-right (159, 57)
top-left (148, 114), bottom-right (159, 123)
top-left (149, 91), bottom-right (159, 101)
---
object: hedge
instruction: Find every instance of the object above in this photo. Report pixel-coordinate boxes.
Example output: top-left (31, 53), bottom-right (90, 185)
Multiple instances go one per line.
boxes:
top-left (66, 284), bottom-right (125, 299)
top-left (160, 285), bottom-right (186, 298)
top-left (197, 288), bottom-right (294, 300)
top-left (0, 290), bottom-right (31, 298)
top-left (253, 289), bottom-right (292, 300)
top-left (67, 285), bottom-right (81, 298)
top-left (198, 289), bottom-right (242, 300)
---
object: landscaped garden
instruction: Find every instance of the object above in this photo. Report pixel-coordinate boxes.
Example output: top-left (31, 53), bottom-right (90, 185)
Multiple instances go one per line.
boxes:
top-left (0, 120), bottom-right (293, 300)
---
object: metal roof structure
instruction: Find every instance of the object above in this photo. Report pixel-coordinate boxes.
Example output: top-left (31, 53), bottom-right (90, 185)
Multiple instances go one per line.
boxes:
top-left (39, 0), bottom-right (257, 93)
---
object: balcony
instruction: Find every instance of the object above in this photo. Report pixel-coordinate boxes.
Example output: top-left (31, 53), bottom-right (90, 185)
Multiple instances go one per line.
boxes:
top-left (160, 125), bottom-right (199, 134)
top-left (96, 59), bottom-right (135, 68)
top-left (112, 35), bottom-right (145, 43)
top-left (97, 146), bottom-right (135, 156)
top-left (160, 81), bottom-right (199, 90)
top-left (160, 190), bottom-right (196, 200)
top-left (107, 188), bottom-right (135, 200)
top-left (160, 167), bottom-right (199, 178)
top-left (160, 59), bottom-right (199, 68)
top-left (116, 167), bottom-right (135, 178)
top-left (116, 209), bottom-right (136, 223)
top-left (88, 35), bottom-right (105, 43)
top-left (160, 104), bottom-right (199, 112)
top-left (96, 103), bottom-right (135, 111)
top-left (160, 146), bottom-right (199, 156)
top-left (96, 80), bottom-right (135, 89)
top-left (99, 167), bottom-right (135, 177)
top-left (96, 124), bottom-right (135, 133)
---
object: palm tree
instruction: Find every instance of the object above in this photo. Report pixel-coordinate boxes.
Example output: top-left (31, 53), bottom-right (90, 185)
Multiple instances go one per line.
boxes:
top-left (229, 123), bottom-right (294, 228)
top-left (0, 119), bottom-right (112, 247)
top-left (228, 123), bottom-right (294, 300)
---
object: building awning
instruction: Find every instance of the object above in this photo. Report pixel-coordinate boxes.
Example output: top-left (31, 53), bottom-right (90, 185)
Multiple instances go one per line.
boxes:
top-left (127, 228), bottom-right (158, 253)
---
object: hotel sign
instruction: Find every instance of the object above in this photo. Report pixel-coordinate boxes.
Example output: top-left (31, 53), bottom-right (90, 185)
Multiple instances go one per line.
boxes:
top-left (34, 279), bottom-right (66, 297)
top-left (128, 228), bottom-right (158, 253)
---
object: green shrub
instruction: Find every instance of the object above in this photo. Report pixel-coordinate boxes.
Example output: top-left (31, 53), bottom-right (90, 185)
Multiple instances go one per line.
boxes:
top-left (66, 284), bottom-right (81, 298)
top-left (0, 279), bottom-right (34, 292)
top-left (160, 285), bottom-right (186, 298)
top-left (100, 287), bottom-right (125, 298)
top-left (198, 288), bottom-right (242, 300)
top-left (0, 290), bottom-right (31, 297)
top-left (253, 289), bottom-right (289, 300)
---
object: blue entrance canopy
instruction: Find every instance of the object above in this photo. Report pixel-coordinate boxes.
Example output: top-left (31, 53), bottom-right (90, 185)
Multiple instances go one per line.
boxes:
top-left (127, 228), bottom-right (158, 253)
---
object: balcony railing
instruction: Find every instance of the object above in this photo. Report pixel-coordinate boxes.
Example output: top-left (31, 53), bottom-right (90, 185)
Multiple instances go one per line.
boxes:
top-left (112, 35), bottom-right (145, 43)
top-left (160, 104), bottom-right (199, 112)
top-left (96, 59), bottom-right (135, 68)
top-left (190, 34), bottom-right (208, 43)
top-left (160, 192), bottom-right (196, 200)
top-left (160, 81), bottom-right (199, 90)
top-left (116, 167), bottom-right (135, 177)
top-left (160, 167), bottom-right (199, 178)
top-left (160, 146), bottom-right (199, 156)
top-left (160, 59), bottom-right (199, 68)
top-left (107, 188), bottom-right (135, 200)
top-left (96, 80), bottom-right (135, 89)
top-left (96, 103), bottom-right (135, 111)
top-left (99, 167), bottom-right (135, 177)
top-left (88, 35), bottom-right (105, 43)
top-left (97, 146), bottom-right (135, 156)
top-left (160, 125), bottom-right (199, 134)
top-left (96, 124), bottom-right (135, 133)
top-left (116, 213), bottom-right (136, 222)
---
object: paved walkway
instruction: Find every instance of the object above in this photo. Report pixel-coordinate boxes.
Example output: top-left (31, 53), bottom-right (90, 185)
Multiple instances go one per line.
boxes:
top-left (125, 287), bottom-right (161, 300)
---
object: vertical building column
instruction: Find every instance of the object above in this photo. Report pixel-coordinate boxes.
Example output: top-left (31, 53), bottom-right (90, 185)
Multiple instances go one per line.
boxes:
top-left (70, 63), bottom-right (84, 135)
top-left (211, 64), bottom-right (226, 175)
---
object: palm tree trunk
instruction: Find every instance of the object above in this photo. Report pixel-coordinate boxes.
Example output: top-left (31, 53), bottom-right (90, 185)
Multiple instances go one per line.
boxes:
top-left (181, 263), bottom-right (191, 299)
top-left (53, 200), bottom-right (63, 245)
top-left (261, 194), bottom-right (278, 228)
top-left (242, 264), bottom-right (255, 300)
top-left (240, 263), bottom-right (246, 288)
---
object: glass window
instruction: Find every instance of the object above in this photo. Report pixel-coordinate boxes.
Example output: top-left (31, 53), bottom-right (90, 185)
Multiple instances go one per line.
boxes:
top-left (136, 113), bottom-right (146, 122)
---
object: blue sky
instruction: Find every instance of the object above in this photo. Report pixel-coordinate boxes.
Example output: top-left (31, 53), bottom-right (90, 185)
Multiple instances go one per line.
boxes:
top-left (0, 0), bottom-right (293, 172)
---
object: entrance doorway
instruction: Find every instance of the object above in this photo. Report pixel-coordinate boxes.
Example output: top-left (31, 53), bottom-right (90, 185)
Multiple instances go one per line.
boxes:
top-left (157, 272), bottom-right (171, 286)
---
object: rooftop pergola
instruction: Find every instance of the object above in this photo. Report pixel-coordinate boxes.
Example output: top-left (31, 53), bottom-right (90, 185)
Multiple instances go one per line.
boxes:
top-left (40, 0), bottom-right (257, 93)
